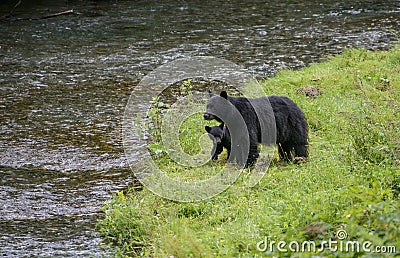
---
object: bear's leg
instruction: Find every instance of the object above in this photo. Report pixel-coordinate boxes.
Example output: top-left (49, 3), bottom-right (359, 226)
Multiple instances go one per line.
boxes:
top-left (226, 145), bottom-right (231, 159)
top-left (294, 144), bottom-right (308, 158)
top-left (227, 145), bottom-right (237, 163)
top-left (245, 143), bottom-right (259, 167)
top-left (279, 143), bottom-right (293, 162)
top-left (212, 144), bottom-right (223, 160)
top-left (278, 143), bottom-right (286, 160)
top-left (211, 152), bottom-right (218, 160)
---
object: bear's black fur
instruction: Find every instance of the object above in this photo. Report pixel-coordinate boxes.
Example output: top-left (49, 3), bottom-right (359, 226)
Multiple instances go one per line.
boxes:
top-left (204, 91), bottom-right (308, 166)
top-left (205, 124), bottom-right (231, 161)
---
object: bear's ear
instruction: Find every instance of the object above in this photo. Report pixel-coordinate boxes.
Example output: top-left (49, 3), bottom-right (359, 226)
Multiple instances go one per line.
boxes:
top-left (219, 123), bottom-right (224, 129)
top-left (208, 90), bottom-right (214, 97)
top-left (205, 126), bottom-right (211, 132)
top-left (220, 91), bottom-right (228, 99)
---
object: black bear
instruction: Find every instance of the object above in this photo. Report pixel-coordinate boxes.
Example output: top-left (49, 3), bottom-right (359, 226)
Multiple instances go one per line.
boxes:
top-left (204, 91), bottom-right (308, 166)
top-left (205, 124), bottom-right (231, 161)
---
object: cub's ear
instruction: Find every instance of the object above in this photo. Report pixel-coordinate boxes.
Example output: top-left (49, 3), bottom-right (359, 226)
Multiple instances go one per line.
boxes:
top-left (205, 126), bottom-right (211, 132)
top-left (218, 123), bottom-right (224, 129)
top-left (207, 90), bottom-right (214, 97)
top-left (220, 91), bottom-right (228, 99)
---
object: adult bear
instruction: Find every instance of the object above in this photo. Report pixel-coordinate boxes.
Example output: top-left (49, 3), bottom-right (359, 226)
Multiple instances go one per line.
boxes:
top-left (204, 91), bottom-right (308, 166)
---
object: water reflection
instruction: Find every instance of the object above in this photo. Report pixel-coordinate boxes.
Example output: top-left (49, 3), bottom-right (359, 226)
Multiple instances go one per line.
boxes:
top-left (0, 0), bottom-right (399, 256)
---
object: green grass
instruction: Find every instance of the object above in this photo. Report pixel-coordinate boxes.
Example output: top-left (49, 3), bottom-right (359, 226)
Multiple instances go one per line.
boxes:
top-left (97, 46), bottom-right (400, 257)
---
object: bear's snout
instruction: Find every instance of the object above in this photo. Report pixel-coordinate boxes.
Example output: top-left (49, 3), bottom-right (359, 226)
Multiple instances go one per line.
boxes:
top-left (203, 113), bottom-right (212, 120)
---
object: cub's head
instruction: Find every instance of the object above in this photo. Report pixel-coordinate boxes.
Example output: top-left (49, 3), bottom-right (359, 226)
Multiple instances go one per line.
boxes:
top-left (205, 123), bottom-right (224, 144)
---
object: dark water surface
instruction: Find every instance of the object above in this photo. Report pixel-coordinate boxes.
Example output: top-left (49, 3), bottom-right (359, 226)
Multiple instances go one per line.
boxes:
top-left (0, 0), bottom-right (399, 256)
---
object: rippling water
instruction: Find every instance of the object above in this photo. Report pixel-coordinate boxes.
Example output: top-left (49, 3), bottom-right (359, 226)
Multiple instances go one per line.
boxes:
top-left (0, 0), bottom-right (399, 256)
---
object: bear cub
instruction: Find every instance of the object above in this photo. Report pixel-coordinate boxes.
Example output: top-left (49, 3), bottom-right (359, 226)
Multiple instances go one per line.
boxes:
top-left (205, 124), bottom-right (231, 161)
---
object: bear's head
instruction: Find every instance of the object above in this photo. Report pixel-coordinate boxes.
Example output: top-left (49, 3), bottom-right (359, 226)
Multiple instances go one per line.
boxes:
top-left (203, 90), bottom-right (228, 122)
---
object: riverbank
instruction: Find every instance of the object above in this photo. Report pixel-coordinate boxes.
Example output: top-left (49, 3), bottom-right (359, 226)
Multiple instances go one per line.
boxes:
top-left (97, 46), bottom-right (399, 257)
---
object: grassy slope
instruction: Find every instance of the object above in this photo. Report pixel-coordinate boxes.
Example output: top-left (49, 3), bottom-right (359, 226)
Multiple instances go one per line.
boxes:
top-left (98, 46), bottom-right (400, 257)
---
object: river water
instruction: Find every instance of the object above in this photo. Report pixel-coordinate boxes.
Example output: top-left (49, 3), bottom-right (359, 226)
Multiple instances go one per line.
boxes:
top-left (0, 0), bottom-right (399, 257)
